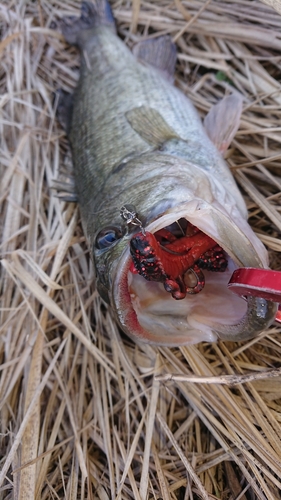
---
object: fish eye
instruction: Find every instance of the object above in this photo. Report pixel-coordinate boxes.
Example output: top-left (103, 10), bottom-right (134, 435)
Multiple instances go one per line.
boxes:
top-left (95, 226), bottom-right (123, 250)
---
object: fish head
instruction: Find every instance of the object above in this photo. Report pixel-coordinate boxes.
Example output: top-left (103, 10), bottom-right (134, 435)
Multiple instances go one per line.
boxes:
top-left (88, 153), bottom-right (277, 345)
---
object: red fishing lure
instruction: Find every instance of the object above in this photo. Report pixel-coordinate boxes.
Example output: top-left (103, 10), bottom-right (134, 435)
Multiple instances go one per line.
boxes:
top-left (130, 224), bottom-right (227, 300)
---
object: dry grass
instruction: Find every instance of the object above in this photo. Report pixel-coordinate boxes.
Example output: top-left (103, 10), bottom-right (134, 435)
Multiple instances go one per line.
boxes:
top-left (1, 0), bottom-right (281, 499)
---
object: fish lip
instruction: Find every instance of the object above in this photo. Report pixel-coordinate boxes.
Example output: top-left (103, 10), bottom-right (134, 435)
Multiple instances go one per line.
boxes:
top-left (110, 200), bottom-right (274, 346)
top-left (111, 249), bottom-right (152, 343)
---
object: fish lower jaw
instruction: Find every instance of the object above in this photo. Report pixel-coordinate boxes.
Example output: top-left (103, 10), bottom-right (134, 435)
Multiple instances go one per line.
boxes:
top-left (125, 264), bottom-right (247, 346)
top-left (128, 272), bottom-right (217, 345)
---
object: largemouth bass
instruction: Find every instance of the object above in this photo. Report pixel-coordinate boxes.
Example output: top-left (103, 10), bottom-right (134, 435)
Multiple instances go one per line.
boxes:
top-left (58, 0), bottom-right (277, 346)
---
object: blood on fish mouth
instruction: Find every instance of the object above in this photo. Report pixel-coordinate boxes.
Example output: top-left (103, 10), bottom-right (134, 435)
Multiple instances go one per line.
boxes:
top-left (129, 221), bottom-right (228, 300)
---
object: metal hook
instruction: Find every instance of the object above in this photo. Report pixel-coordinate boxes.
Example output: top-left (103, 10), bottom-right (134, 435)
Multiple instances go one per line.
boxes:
top-left (120, 205), bottom-right (146, 235)
top-left (184, 265), bottom-right (205, 294)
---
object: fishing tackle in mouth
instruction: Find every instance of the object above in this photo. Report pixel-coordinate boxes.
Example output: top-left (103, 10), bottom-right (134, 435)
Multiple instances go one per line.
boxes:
top-left (129, 224), bottom-right (228, 299)
top-left (56, 0), bottom-right (277, 345)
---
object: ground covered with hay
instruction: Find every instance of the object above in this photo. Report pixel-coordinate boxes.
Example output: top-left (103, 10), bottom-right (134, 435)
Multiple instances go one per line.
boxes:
top-left (1, 1), bottom-right (281, 499)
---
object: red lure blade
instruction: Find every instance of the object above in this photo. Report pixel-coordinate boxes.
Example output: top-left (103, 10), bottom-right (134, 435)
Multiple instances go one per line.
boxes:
top-left (228, 268), bottom-right (281, 302)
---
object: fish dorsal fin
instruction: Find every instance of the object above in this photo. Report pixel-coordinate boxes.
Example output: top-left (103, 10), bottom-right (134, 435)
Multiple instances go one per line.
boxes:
top-left (132, 35), bottom-right (177, 82)
top-left (204, 94), bottom-right (243, 155)
top-left (126, 106), bottom-right (180, 146)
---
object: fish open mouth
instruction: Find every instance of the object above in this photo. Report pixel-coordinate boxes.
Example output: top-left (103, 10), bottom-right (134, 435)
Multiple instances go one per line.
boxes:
top-left (112, 218), bottom-right (242, 346)
top-left (114, 203), bottom-right (274, 346)
top-left (129, 230), bottom-right (248, 344)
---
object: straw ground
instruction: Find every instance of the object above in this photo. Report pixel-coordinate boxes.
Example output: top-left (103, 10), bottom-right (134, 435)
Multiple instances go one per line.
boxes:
top-left (1, 1), bottom-right (281, 499)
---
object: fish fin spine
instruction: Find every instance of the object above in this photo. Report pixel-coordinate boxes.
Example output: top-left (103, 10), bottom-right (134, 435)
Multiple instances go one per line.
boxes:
top-left (132, 36), bottom-right (177, 82)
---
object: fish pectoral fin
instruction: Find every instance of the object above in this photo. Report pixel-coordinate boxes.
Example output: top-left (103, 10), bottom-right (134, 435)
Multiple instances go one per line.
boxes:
top-left (126, 106), bottom-right (180, 146)
top-left (52, 178), bottom-right (78, 203)
top-left (203, 94), bottom-right (243, 155)
top-left (132, 36), bottom-right (177, 83)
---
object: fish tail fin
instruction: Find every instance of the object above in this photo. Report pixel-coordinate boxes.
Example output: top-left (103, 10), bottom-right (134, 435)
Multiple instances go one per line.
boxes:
top-left (60, 0), bottom-right (116, 46)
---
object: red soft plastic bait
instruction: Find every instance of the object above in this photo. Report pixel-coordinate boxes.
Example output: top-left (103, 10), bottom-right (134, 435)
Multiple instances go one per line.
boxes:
top-left (129, 225), bottom-right (227, 300)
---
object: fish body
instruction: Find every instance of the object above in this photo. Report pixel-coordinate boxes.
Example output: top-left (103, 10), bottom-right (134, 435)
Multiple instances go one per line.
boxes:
top-left (59, 0), bottom-right (277, 345)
